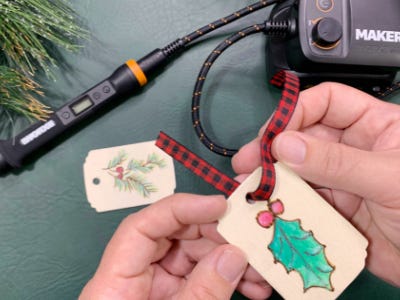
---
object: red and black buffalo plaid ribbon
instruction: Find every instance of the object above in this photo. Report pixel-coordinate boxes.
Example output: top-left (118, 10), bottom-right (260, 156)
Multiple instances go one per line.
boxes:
top-left (156, 131), bottom-right (240, 196)
top-left (248, 70), bottom-right (300, 200)
top-left (156, 71), bottom-right (300, 200)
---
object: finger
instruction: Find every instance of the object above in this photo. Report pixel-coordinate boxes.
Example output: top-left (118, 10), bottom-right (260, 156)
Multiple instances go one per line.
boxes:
top-left (97, 194), bottom-right (226, 279)
top-left (287, 82), bottom-right (375, 130)
top-left (288, 83), bottom-right (400, 150)
top-left (148, 265), bottom-right (183, 299)
top-left (241, 265), bottom-right (267, 283)
top-left (315, 188), bottom-right (334, 205)
top-left (234, 173), bottom-right (251, 183)
top-left (232, 124), bottom-right (342, 176)
top-left (200, 222), bottom-right (227, 244)
top-left (234, 83), bottom-right (400, 175)
top-left (314, 188), bottom-right (363, 220)
top-left (237, 280), bottom-right (273, 300)
top-left (232, 83), bottom-right (374, 175)
top-left (234, 83), bottom-right (373, 169)
top-left (301, 123), bottom-right (342, 143)
top-left (158, 241), bottom-right (197, 277)
top-left (232, 137), bottom-right (261, 174)
top-left (171, 221), bottom-right (225, 244)
top-left (161, 238), bottom-right (267, 286)
top-left (160, 238), bottom-right (218, 276)
top-left (232, 114), bottom-right (274, 172)
top-left (272, 131), bottom-right (400, 201)
top-left (178, 245), bottom-right (248, 300)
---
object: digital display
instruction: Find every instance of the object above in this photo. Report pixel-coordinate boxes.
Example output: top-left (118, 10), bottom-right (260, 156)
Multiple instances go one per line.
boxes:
top-left (70, 97), bottom-right (93, 115)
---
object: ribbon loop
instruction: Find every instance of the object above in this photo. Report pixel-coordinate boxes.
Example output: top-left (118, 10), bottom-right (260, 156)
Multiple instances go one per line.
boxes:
top-left (247, 71), bottom-right (300, 201)
top-left (156, 71), bottom-right (300, 201)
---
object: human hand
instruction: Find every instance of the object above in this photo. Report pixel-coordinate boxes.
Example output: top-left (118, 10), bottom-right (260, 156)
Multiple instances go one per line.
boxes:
top-left (232, 82), bottom-right (400, 287)
top-left (80, 194), bottom-right (271, 300)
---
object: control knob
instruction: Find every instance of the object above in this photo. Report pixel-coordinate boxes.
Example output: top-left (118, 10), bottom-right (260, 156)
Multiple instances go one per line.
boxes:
top-left (312, 17), bottom-right (342, 49)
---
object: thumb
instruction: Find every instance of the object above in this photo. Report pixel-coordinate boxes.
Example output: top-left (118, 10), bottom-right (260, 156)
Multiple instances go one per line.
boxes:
top-left (271, 131), bottom-right (398, 200)
top-left (179, 245), bottom-right (247, 300)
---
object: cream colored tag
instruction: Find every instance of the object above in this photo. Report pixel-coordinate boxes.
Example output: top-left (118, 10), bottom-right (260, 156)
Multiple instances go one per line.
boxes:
top-left (83, 141), bottom-right (175, 212)
top-left (218, 163), bottom-right (368, 300)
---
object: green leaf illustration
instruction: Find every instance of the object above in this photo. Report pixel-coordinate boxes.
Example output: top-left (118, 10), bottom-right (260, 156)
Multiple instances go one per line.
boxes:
top-left (127, 159), bottom-right (149, 173)
top-left (107, 151), bottom-right (163, 197)
top-left (114, 177), bottom-right (127, 191)
top-left (127, 153), bottom-right (166, 173)
top-left (147, 153), bottom-right (167, 168)
top-left (269, 218), bottom-right (334, 291)
top-left (114, 173), bottom-right (157, 198)
top-left (107, 150), bottom-right (127, 169)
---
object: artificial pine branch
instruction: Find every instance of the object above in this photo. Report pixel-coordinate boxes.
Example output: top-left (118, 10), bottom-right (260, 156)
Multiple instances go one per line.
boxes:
top-left (0, 65), bottom-right (50, 120)
top-left (0, 0), bottom-right (88, 122)
top-left (0, 0), bottom-right (88, 76)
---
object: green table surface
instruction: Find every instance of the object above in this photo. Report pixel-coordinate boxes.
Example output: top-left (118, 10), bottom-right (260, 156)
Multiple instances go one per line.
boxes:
top-left (1, 1), bottom-right (399, 299)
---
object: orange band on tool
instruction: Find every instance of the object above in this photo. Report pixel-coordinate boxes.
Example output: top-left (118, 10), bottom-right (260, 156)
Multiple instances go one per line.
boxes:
top-left (126, 59), bottom-right (148, 86)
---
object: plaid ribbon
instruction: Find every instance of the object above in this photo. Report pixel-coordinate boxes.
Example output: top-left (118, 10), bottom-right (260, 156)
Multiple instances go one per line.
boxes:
top-left (156, 71), bottom-right (299, 200)
top-left (248, 70), bottom-right (300, 200)
top-left (156, 131), bottom-right (240, 196)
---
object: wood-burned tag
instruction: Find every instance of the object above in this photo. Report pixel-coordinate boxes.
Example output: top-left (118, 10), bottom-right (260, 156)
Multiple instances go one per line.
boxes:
top-left (83, 141), bottom-right (176, 212)
top-left (218, 162), bottom-right (368, 300)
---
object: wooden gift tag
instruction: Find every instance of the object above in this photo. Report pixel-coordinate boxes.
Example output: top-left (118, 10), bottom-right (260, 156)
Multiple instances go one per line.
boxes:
top-left (83, 141), bottom-right (176, 212)
top-left (218, 162), bottom-right (368, 300)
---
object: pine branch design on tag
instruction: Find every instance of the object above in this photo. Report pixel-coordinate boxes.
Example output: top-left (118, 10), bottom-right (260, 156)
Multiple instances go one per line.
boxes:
top-left (104, 150), bottom-right (166, 197)
top-left (257, 200), bottom-right (335, 292)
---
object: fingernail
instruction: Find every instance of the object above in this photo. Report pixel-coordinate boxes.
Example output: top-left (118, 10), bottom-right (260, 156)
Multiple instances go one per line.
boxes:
top-left (275, 134), bottom-right (306, 165)
top-left (217, 249), bottom-right (247, 283)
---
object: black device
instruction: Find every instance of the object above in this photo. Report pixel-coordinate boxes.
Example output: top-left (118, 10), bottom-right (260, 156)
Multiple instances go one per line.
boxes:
top-left (268, 0), bottom-right (400, 93)
top-left (0, 52), bottom-right (172, 173)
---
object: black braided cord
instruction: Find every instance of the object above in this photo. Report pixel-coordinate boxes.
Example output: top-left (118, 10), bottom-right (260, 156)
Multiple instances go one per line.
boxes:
top-left (191, 23), bottom-right (267, 157)
top-left (162, 1), bottom-right (281, 59)
top-left (182, 0), bottom-right (281, 45)
top-left (377, 81), bottom-right (400, 99)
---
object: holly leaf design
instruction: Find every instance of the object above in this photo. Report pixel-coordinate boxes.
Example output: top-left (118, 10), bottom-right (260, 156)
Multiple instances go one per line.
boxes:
top-left (269, 218), bottom-right (334, 291)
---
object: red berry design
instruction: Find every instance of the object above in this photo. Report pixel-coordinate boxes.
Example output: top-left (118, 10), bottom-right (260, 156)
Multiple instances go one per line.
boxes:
top-left (257, 211), bottom-right (275, 228)
top-left (270, 199), bottom-right (284, 215)
top-left (116, 166), bottom-right (124, 173)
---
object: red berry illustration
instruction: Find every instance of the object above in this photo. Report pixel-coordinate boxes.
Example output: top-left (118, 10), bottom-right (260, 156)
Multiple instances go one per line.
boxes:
top-left (270, 199), bottom-right (284, 215)
top-left (116, 166), bottom-right (124, 174)
top-left (117, 173), bottom-right (123, 180)
top-left (257, 210), bottom-right (275, 228)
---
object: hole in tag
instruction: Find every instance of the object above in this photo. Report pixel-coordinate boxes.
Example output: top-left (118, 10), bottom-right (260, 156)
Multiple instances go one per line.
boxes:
top-left (246, 193), bottom-right (256, 204)
top-left (93, 178), bottom-right (100, 185)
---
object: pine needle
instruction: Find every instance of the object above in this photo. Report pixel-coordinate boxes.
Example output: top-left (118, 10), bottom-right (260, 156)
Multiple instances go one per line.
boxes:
top-left (0, 0), bottom-right (88, 76)
top-left (0, 0), bottom-right (89, 123)
top-left (0, 66), bottom-right (50, 120)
